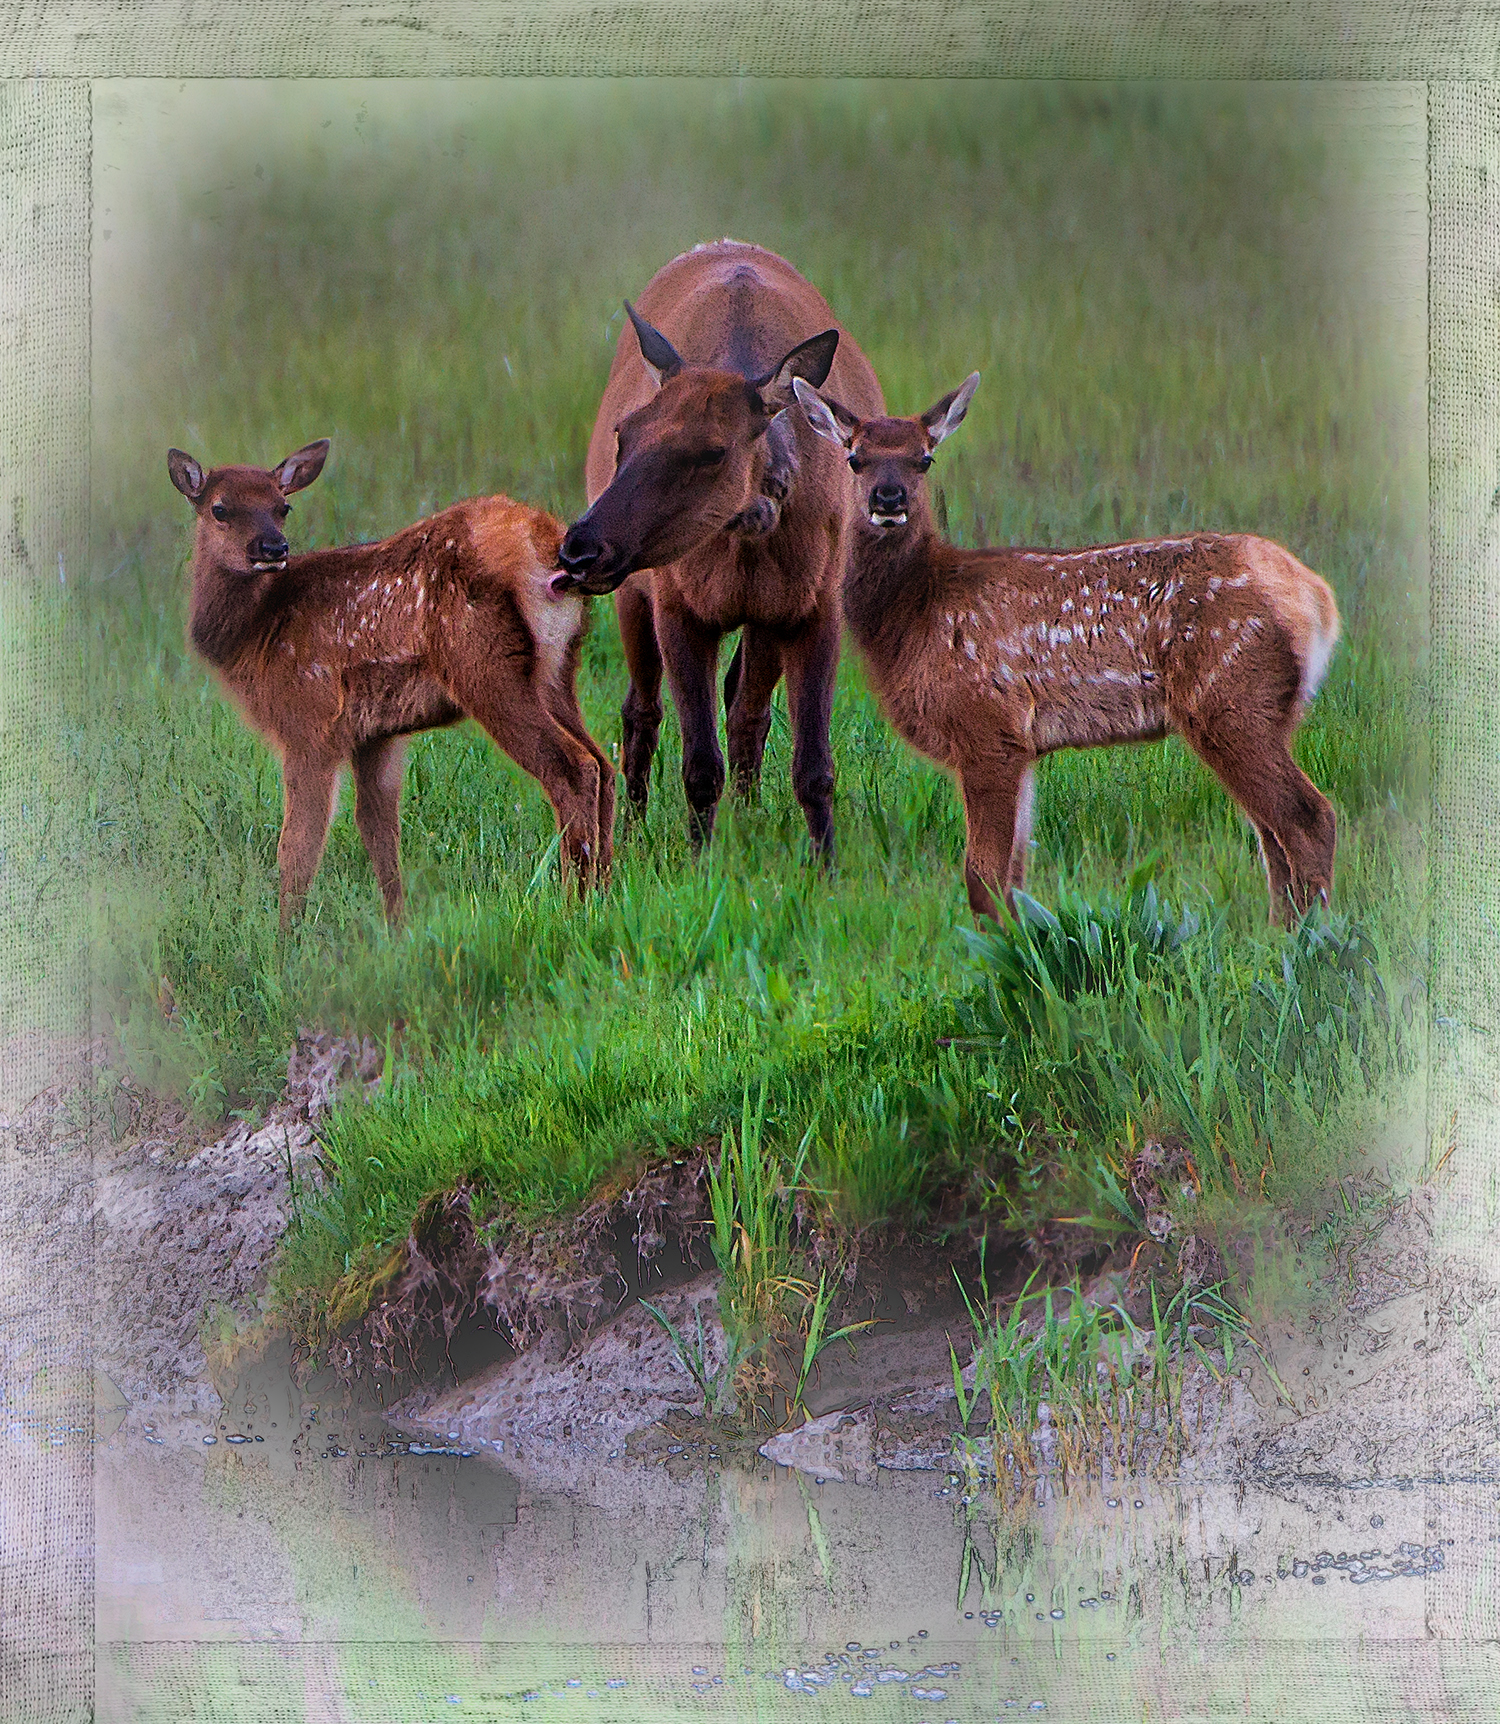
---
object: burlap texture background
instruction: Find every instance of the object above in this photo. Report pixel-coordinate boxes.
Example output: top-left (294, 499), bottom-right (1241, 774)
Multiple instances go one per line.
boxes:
top-left (2, 6), bottom-right (1496, 1718)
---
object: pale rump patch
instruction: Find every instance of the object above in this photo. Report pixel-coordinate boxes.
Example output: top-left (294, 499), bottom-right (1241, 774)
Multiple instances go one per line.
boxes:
top-left (1233, 534), bottom-right (1341, 704)
top-left (519, 562), bottom-right (585, 689)
top-left (1300, 619), bottom-right (1338, 703)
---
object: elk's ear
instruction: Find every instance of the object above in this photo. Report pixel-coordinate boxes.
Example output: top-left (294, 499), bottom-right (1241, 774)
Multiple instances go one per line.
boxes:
top-left (168, 448), bottom-right (206, 501)
top-left (756, 329), bottom-right (839, 409)
top-left (763, 408), bottom-right (800, 472)
top-left (920, 372), bottom-right (980, 447)
top-left (273, 439), bottom-right (330, 494)
top-left (791, 377), bottom-right (858, 450)
top-left (625, 301), bottom-right (685, 390)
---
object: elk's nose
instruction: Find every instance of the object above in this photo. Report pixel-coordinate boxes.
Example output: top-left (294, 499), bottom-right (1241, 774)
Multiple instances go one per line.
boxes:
top-left (250, 533), bottom-right (289, 565)
top-left (871, 482), bottom-right (907, 516)
top-left (556, 529), bottom-right (603, 577)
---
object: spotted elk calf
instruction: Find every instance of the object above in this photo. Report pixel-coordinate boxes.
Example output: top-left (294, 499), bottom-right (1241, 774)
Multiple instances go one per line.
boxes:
top-left (792, 375), bottom-right (1341, 925)
top-left (169, 441), bottom-right (614, 929)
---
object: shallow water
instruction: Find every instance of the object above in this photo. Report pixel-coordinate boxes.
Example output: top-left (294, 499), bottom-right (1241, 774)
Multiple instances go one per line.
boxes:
top-left (82, 1338), bottom-right (1500, 1722)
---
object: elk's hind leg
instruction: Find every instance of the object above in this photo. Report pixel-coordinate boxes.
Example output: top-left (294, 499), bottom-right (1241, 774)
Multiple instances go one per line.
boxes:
top-left (1181, 715), bottom-right (1336, 924)
top-left (725, 626), bottom-right (782, 801)
top-left (476, 702), bottom-right (603, 889)
top-left (446, 654), bottom-right (603, 891)
top-left (277, 753), bottom-right (340, 932)
top-left (779, 603), bottom-right (842, 862)
top-left (1252, 823), bottom-right (1295, 917)
top-left (958, 755), bottom-right (1032, 924)
top-left (352, 735), bottom-right (407, 924)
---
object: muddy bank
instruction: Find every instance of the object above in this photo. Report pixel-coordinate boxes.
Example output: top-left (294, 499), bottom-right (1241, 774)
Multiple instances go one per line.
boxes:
top-left (0, 1034), bottom-right (380, 1447)
top-left (386, 1178), bottom-right (1500, 1510)
top-left (11, 1036), bottom-right (1499, 1510)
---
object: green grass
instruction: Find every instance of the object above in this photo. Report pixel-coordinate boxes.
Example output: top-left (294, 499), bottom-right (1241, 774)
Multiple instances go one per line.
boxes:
top-left (32, 80), bottom-right (1428, 1333)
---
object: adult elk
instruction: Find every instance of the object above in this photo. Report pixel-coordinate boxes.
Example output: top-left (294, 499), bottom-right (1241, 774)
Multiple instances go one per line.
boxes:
top-left (169, 440), bottom-right (613, 930)
top-left (552, 240), bottom-right (884, 857)
top-left (792, 373), bottom-right (1341, 926)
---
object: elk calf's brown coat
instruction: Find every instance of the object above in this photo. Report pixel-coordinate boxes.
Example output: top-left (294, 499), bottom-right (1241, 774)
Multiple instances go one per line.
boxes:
top-left (792, 374), bottom-right (1341, 925)
top-left (168, 440), bottom-right (614, 929)
top-left (554, 240), bottom-right (885, 857)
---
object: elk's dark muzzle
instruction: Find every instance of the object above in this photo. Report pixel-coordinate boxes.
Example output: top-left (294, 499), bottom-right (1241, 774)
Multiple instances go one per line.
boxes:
top-left (556, 531), bottom-right (601, 575)
top-left (871, 483), bottom-right (907, 517)
top-left (554, 522), bottom-right (629, 594)
top-left (250, 534), bottom-right (289, 567)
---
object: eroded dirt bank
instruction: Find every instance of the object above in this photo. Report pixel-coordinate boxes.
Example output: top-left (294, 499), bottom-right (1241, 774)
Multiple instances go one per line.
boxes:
top-left (8, 1036), bottom-right (1500, 1507)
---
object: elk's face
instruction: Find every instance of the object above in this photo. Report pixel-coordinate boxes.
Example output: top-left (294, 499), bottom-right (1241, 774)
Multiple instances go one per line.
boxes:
top-left (168, 441), bottom-right (328, 577)
top-left (555, 375), bottom-right (774, 594)
top-left (553, 307), bottom-right (840, 595)
top-left (793, 372), bottom-right (981, 537)
top-left (845, 422), bottom-right (934, 533)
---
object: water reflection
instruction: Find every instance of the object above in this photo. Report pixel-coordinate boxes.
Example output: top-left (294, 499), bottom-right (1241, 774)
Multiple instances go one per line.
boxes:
top-left (90, 1333), bottom-right (1493, 1718)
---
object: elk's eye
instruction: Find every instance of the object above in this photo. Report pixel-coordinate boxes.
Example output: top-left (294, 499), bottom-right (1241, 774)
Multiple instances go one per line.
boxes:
top-left (917, 455), bottom-right (934, 472)
top-left (848, 456), bottom-right (865, 475)
top-left (276, 504), bottom-right (291, 519)
top-left (693, 447), bottom-right (727, 468)
top-left (210, 502), bottom-right (228, 521)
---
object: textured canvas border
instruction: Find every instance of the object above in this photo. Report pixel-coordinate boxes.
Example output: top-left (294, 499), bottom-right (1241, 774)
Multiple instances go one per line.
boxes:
top-left (0, 2), bottom-right (1498, 80)
top-left (1, 5), bottom-right (1495, 1719)
top-left (0, 72), bottom-right (93, 1724)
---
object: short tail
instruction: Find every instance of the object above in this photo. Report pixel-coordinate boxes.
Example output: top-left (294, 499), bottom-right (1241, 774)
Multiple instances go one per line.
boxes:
top-left (1248, 536), bottom-right (1342, 707)
top-left (1299, 574), bottom-right (1341, 706)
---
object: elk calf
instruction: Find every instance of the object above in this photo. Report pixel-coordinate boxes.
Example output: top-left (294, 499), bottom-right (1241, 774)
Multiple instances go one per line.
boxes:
top-left (169, 440), bottom-right (614, 929)
top-left (792, 375), bottom-right (1341, 926)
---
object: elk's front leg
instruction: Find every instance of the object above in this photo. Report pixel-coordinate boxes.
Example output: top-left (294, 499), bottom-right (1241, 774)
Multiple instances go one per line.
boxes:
top-left (614, 575), bottom-right (664, 818)
top-left (780, 599), bottom-right (841, 861)
top-left (958, 756), bottom-right (1031, 924)
top-left (656, 605), bottom-right (725, 851)
top-left (352, 736), bottom-right (407, 924)
top-left (1007, 765), bottom-right (1037, 895)
top-left (277, 753), bottom-right (340, 931)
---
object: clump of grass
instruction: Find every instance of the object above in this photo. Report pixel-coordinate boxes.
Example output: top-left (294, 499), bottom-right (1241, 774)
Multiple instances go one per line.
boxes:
top-left (954, 880), bottom-right (1413, 1236)
top-left (948, 1242), bottom-right (1268, 1500)
top-left (705, 1084), bottom-right (810, 1343)
top-left (956, 867), bottom-right (1202, 1047)
top-left (644, 1087), bottom-right (873, 1422)
top-left (637, 1295), bottom-right (749, 1418)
